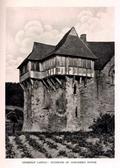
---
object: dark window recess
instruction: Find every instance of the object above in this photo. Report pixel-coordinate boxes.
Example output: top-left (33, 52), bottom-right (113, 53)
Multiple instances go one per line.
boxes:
top-left (86, 60), bottom-right (91, 69)
top-left (36, 62), bottom-right (40, 71)
top-left (73, 84), bottom-right (77, 94)
top-left (31, 62), bottom-right (40, 71)
top-left (82, 59), bottom-right (86, 68)
top-left (75, 107), bottom-right (78, 118)
top-left (20, 64), bottom-right (28, 75)
top-left (84, 77), bottom-right (87, 87)
top-left (56, 94), bottom-right (65, 114)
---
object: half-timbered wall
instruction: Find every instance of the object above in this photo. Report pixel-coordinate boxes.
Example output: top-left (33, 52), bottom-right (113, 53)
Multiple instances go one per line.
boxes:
top-left (20, 56), bottom-right (95, 81)
top-left (28, 56), bottom-right (94, 73)
top-left (20, 63), bottom-right (28, 75)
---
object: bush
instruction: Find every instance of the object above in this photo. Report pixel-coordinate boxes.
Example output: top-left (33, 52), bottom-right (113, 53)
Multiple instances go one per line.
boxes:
top-left (89, 113), bottom-right (114, 134)
top-left (6, 82), bottom-right (24, 107)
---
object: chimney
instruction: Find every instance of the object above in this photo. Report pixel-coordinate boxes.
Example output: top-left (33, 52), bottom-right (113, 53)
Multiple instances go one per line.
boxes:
top-left (80, 34), bottom-right (87, 43)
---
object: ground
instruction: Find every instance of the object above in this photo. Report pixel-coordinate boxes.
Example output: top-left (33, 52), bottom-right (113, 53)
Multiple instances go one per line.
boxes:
top-left (6, 132), bottom-right (114, 158)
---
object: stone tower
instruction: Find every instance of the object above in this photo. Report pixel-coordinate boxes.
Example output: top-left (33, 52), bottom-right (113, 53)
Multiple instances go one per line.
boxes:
top-left (18, 27), bottom-right (97, 132)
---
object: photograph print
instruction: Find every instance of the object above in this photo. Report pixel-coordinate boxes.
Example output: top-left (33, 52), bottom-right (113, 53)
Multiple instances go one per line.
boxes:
top-left (5, 7), bottom-right (114, 158)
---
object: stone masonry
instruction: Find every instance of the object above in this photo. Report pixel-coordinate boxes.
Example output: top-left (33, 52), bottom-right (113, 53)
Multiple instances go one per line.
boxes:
top-left (22, 56), bottom-right (114, 132)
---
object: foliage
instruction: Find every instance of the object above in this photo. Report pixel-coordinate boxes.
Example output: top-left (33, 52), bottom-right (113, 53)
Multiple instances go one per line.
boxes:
top-left (6, 136), bottom-right (15, 158)
top-left (15, 136), bottom-right (33, 158)
top-left (25, 135), bottom-right (52, 158)
top-left (58, 150), bottom-right (67, 157)
top-left (6, 131), bottom-right (114, 158)
top-left (6, 82), bottom-right (24, 107)
top-left (89, 113), bottom-right (114, 134)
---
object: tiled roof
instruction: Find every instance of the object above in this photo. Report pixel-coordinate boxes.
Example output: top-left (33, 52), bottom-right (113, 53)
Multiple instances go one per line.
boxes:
top-left (17, 42), bottom-right (55, 68)
top-left (28, 42), bottom-right (55, 61)
top-left (18, 27), bottom-right (114, 70)
top-left (45, 27), bottom-right (97, 60)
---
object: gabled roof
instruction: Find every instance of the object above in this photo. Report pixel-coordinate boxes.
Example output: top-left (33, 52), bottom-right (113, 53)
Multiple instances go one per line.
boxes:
top-left (88, 42), bottom-right (114, 70)
top-left (18, 42), bottom-right (55, 68)
top-left (45, 27), bottom-right (97, 60)
top-left (18, 27), bottom-right (114, 70)
top-left (28, 42), bottom-right (55, 61)
top-left (18, 27), bottom-right (97, 68)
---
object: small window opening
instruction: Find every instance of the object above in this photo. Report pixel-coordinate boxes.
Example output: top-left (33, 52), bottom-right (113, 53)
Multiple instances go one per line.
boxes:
top-left (83, 77), bottom-right (87, 87)
top-left (31, 62), bottom-right (40, 71)
top-left (75, 107), bottom-right (78, 118)
top-left (73, 83), bottom-right (77, 94)
top-left (108, 65), bottom-right (114, 85)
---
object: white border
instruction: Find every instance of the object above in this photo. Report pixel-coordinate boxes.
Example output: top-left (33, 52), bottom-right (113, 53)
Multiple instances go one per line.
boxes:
top-left (0, 0), bottom-right (120, 168)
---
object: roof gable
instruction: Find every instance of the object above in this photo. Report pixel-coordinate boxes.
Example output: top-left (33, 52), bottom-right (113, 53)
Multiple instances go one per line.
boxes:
top-left (18, 27), bottom-right (114, 70)
top-left (47, 27), bottom-right (97, 60)
top-left (28, 42), bottom-right (55, 61)
top-left (17, 42), bottom-right (55, 68)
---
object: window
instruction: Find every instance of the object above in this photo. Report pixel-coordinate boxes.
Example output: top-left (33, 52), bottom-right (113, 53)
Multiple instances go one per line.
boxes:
top-left (68, 57), bottom-right (73, 66)
top-left (83, 77), bottom-right (87, 87)
top-left (31, 62), bottom-right (40, 71)
top-left (75, 107), bottom-right (78, 118)
top-left (86, 60), bottom-right (91, 69)
top-left (77, 58), bottom-right (82, 67)
top-left (73, 83), bottom-right (77, 94)
top-left (36, 62), bottom-right (40, 71)
top-left (56, 56), bottom-right (61, 66)
top-left (82, 59), bottom-right (86, 68)
top-left (60, 57), bottom-right (65, 66)
top-left (20, 64), bottom-right (28, 75)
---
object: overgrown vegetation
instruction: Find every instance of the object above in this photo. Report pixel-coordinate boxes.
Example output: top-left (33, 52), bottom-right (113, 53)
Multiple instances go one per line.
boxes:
top-left (6, 136), bottom-right (15, 158)
top-left (6, 82), bottom-right (24, 107)
top-left (6, 131), bottom-right (114, 158)
top-left (89, 113), bottom-right (114, 135)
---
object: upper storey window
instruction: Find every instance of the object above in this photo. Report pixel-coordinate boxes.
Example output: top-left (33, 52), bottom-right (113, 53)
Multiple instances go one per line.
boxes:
top-left (41, 57), bottom-right (56, 71)
top-left (56, 56), bottom-right (65, 66)
top-left (31, 62), bottom-right (40, 71)
top-left (20, 63), bottom-right (28, 75)
top-left (82, 59), bottom-right (92, 69)
top-left (86, 60), bottom-right (92, 69)
top-left (69, 58), bottom-right (93, 69)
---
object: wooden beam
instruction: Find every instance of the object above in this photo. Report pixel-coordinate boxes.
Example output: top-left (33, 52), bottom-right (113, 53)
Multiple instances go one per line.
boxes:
top-left (30, 79), bottom-right (33, 86)
top-left (47, 79), bottom-right (56, 91)
top-left (20, 83), bottom-right (24, 90)
top-left (49, 78), bottom-right (56, 86)
top-left (42, 79), bottom-right (49, 89)
top-left (55, 77), bottom-right (62, 85)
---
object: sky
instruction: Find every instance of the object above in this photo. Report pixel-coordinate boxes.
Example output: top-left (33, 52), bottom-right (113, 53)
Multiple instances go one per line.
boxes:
top-left (6, 7), bottom-right (114, 82)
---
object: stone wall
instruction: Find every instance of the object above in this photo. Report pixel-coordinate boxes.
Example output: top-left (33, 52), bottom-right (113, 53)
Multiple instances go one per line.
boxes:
top-left (31, 80), bottom-right (49, 131)
top-left (22, 57), bottom-right (114, 132)
top-left (22, 80), bottom-right (49, 132)
top-left (48, 82), bottom-right (67, 132)
top-left (48, 76), bottom-right (82, 132)
top-left (65, 76), bottom-right (81, 131)
top-left (79, 57), bottom-right (114, 131)
top-left (22, 82), bottom-right (32, 131)
top-left (96, 57), bottom-right (114, 115)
